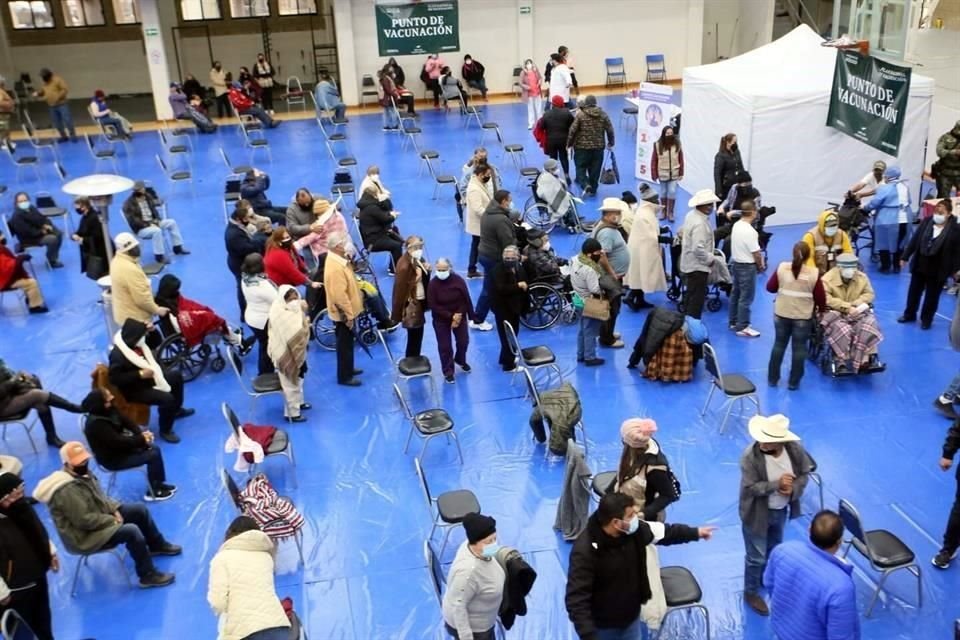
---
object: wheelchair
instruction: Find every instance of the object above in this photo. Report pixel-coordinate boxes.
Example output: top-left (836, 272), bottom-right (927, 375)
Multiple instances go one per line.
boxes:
top-left (521, 275), bottom-right (579, 330)
top-left (154, 316), bottom-right (228, 383)
top-left (665, 241), bottom-right (727, 313)
top-left (829, 194), bottom-right (876, 263)
top-left (309, 249), bottom-right (387, 352)
top-left (807, 311), bottom-right (886, 377)
top-left (521, 171), bottom-right (591, 235)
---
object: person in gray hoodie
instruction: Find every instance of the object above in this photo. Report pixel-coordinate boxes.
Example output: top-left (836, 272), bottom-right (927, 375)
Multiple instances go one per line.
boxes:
top-left (679, 189), bottom-right (721, 319)
top-left (34, 441), bottom-right (180, 589)
top-left (567, 95), bottom-right (614, 196)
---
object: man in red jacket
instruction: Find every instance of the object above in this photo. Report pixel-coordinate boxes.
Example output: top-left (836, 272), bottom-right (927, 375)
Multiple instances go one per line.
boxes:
top-left (0, 231), bottom-right (46, 313)
top-left (228, 81), bottom-right (278, 129)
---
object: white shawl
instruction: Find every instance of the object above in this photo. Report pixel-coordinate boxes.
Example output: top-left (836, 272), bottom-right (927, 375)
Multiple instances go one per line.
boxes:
top-left (112, 331), bottom-right (171, 393)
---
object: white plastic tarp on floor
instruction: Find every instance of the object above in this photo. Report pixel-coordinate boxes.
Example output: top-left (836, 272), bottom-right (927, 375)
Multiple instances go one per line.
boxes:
top-left (680, 25), bottom-right (935, 226)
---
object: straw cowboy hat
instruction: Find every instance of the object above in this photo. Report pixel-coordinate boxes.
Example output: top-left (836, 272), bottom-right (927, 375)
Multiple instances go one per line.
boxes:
top-left (598, 197), bottom-right (630, 215)
top-left (688, 189), bottom-right (720, 208)
top-left (748, 414), bottom-right (800, 443)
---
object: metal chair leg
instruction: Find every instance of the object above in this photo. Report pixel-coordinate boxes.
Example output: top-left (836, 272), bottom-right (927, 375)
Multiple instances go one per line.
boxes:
top-left (70, 555), bottom-right (87, 597)
top-left (403, 424), bottom-right (415, 453)
top-left (865, 568), bottom-right (893, 617)
top-left (449, 432), bottom-right (464, 465)
top-left (701, 385), bottom-right (716, 416)
top-left (438, 526), bottom-right (452, 557)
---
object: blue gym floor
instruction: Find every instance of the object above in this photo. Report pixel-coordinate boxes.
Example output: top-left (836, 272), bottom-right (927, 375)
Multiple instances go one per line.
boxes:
top-left (1, 94), bottom-right (955, 640)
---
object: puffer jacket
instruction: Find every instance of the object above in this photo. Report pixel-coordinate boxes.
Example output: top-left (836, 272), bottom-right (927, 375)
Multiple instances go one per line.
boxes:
top-left (567, 106), bottom-right (614, 150)
top-left (109, 252), bottom-right (160, 325)
top-left (628, 306), bottom-right (685, 367)
top-left (33, 470), bottom-right (121, 553)
top-left (207, 529), bottom-right (291, 640)
top-left (529, 382), bottom-right (582, 455)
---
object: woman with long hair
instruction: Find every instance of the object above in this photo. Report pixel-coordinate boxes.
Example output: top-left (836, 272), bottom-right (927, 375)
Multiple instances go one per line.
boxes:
top-left (263, 227), bottom-right (309, 288)
top-left (391, 235), bottom-right (432, 359)
top-left (614, 418), bottom-right (679, 522)
top-left (519, 58), bottom-right (543, 130)
top-left (713, 132), bottom-right (743, 205)
top-left (651, 125), bottom-right (683, 221)
top-left (765, 242), bottom-right (826, 389)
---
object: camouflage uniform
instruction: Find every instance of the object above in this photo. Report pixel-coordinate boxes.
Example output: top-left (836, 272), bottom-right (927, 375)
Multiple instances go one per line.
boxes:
top-left (936, 121), bottom-right (960, 198)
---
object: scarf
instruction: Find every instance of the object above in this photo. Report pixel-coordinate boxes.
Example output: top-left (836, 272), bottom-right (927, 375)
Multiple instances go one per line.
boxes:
top-left (267, 285), bottom-right (309, 379)
top-left (577, 252), bottom-right (603, 275)
top-left (112, 332), bottom-right (171, 393)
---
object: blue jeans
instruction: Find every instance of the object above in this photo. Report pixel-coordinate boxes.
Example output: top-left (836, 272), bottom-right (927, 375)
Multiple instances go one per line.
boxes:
top-left (102, 446), bottom-right (166, 490)
top-left (241, 628), bottom-right (290, 640)
top-left (49, 103), bottom-right (76, 139)
top-left (242, 106), bottom-right (274, 127)
top-left (474, 255), bottom-right (498, 323)
top-left (743, 507), bottom-right (787, 594)
top-left (137, 219), bottom-right (184, 257)
top-left (596, 616), bottom-right (648, 640)
top-left (104, 503), bottom-right (166, 578)
top-left (729, 262), bottom-right (757, 330)
top-left (943, 372), bottom-right (960, 401)
top-left (767, 316), bottom-right (812, 386)
top-left (467, 78), bottom-right (488, 96)
top-left (98, 115), bottom-right (127, 137)
top-left (578, 316), bottom-right (601, 361)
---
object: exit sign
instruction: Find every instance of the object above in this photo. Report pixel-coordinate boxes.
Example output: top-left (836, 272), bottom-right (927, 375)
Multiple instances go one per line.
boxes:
top-left (520, 6), bottom-right (531, 14)
top-left (144, 27), bottom-right (159, 36)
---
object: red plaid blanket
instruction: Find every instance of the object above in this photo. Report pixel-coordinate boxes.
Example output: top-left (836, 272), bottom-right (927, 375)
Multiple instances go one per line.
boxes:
top-left (821, 309), bottom-right (883, 367)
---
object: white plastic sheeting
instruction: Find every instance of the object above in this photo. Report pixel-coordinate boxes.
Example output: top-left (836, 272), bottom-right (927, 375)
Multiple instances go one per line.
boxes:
top-left (680, 25), bottom-right (935, 226)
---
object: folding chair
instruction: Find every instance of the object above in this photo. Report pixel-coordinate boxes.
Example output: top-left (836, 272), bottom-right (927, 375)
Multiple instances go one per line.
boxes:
top-left (1, 608), bottom-right (41, 640)
top-left (700, 343), bottom-right (759, 434)
top-left (219, 147), bottom-right (252, 175)
top-left (646, 54), bottom-right (667, 82)
top-left (220, 469), bottom-right (304, 566)
top-left (20, 121), bottom-right (58, 161)
top-left (83, 133), bottom-right (119, 173)
top-left (807, 451), bottom-right (824, 511)
top-left (226, 348), bottom-right (283, 416)
top-left (155, 155), bottom-right (193, 196)
top-left (0, 410), bottom-right (38, 454)
top-left (528, 379), bottom-right (587, 456)
top-left (231, 102), bottom-right (263, 138)
top-left (222, 402), bottom-right (296, 485)
top-left (422, 156), bottom-right (458, 200)
top-left (316, 116), bottom-right (350, 160)
top-left (604, 57), bottom-right (627, 87)
top-left (58, 532), bottom-right (131, 597)
top-left (511, 66), bottom-right (523, 97)
top-left (620, 105), bottom-right (639, 132)
top-left (393, 383), bottom-right (462, 466)
top-left (502, 320), bottom-right (563, 397)
top-left (0, 213), bottom-right (49, 270)
top-left (3, 147), bottom-right (41, 183)
top-left (165, 120), bottom-right (195, 149)
top-left (87, 104), bottom-right (130, 154)
top-left (35, 191), bottom-right (70, 233)
top-left (839, 498), bottom-right (922, 617)
top-left (458, 94), bottom-right (483, 129)
top-left (157, 129), bottom-right (191, 168)
top-left (659, 566), bottom-right (711, 638)
top-left (400, 119), bottom-right (424, 153)
top-left (285, 76), bottom-right (307, 111)
top-left (240, 124), bottom-right (271, 162)
top-left (414, 458), bottom-right (478, 557)
top-left (360, 74), bottom-right (379, 107)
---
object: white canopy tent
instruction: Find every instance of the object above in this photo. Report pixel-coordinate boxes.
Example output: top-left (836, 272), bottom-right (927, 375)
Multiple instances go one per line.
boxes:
top-left (680, 25), bottom-right (935, 226)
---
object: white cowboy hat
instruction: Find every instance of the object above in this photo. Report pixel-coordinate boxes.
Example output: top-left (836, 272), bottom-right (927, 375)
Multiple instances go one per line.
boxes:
top-left (748, 414), bottom-right (800, 443)
top-left (598, 197), bottom-right (629, 215)
top-left (688, 189), bottom-right (720, 208)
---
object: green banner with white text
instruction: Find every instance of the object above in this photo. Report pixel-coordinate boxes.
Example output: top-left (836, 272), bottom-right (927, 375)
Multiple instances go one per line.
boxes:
top-left (826, 50), bottom-right (912, 155)
top-left (375, 1), bottom-right (459, 57)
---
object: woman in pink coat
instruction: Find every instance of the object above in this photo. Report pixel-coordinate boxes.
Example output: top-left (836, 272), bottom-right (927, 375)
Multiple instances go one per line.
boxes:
top-left (293, 199), bottom-right (348, 265)
top-left (519, 58), bottom-right (543, 130)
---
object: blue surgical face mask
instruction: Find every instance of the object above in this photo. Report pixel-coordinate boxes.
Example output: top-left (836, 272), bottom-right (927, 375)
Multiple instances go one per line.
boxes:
top-left (934, 214), bottom-right (946, 225)
top-left (481, 541), bottom-right (501, 558)
top-left (17, 201), bottom-right (30, 211)
top-left (435, 270), bottom-right (451, 280)
top-left (622, 516), bottom-right (640, 535)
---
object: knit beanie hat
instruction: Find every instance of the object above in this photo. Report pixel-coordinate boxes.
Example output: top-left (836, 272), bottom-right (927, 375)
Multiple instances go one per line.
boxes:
top-left (620, 418), bottom-right (657, 448)
top-left (621, 191), bottom-right (638, 205)
top-left (462, 512), bottom-right (496, 544)
top-left (551, 95), bottom-right (565, 108)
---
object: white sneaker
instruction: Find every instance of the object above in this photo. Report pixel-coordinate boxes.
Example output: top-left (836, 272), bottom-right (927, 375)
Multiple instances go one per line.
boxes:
top-left (470, 321), bottom-right (493, 331)
top-left (225, 328), bottom-right (243, 346)
top-left (737, 327), bottom-right (761, 338)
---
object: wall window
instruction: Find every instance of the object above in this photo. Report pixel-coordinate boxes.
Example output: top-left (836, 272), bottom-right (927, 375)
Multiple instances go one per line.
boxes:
top-left (278, 0), bottom-right (316, 15)
top-left (111, 0), bottom-right (136, 24)
top-left (229, 0), bottom-right (269, 18)
top-left (61, 0), bottom-right (105, 26)
top-left (8, 0), bottom-right (55, 28)
top-left (180, 0), bottom-right (220, 21)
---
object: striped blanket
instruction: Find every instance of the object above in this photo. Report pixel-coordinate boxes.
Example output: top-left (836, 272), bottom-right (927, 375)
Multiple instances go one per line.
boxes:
top-left (821, 309), bottom-right (883, 367)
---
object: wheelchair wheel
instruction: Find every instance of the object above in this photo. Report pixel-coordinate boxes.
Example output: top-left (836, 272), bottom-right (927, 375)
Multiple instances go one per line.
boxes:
top-left (522, 203), bottom-right (557, 235)
top-left (358, 314), bottom-right (379, 346)
top-left (155, 335), bottom-right (208, 383)
top-left (666, 285), bottom-right (681, 301)
top-left (521, 283), bottom-right (564, 330)
top-left (312, 309), bottom-right (337, 351)
top-left (210, 353), bottom-right (226, 373)
top-left (706, 297), bottom-right (722, 313)
top-left (560, 300), bottom-right (579, 324)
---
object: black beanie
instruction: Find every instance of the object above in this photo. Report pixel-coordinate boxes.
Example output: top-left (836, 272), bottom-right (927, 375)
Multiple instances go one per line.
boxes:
top-left (462, 512), bottom-right (496, 544)
top-left (621, 191), bottom-right (638, 205)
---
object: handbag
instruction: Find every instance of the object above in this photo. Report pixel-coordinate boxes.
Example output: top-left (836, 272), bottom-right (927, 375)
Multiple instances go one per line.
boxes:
top-left (402, 298), bottom-right (424, 328)
top-left (581, 295), bottom-right (610, 321)
top-left (600, 150), bottom-right (620, 185)
top-left (85, 255), bottom-right (108, 280)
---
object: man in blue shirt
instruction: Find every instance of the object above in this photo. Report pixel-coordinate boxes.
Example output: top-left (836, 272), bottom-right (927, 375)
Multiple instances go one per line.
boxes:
top-left (592, 198), bottom-right (630, 349)
top-left (314, 71), bottom-right (346, 122)
top-left (764, 510), bottom-right (860, 640)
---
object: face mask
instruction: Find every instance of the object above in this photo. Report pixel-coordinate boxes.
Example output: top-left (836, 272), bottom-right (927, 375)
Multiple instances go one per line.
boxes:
top-left (591, 253), bottom-right (603, 262)
top-left (504, 258), bottom-right (519, 267)
top-left (840, 268), bottom-right (856, 280)
top-left (75, 207), bottom-right (84, 215)
top-left (215, 65), bottom-right (221, 71)
top-left (525, 63), bottom-right (532, 70)
top-left (128, 246), bottom-right (141, 259)
top-left (410, 249), bottom-right (423, 260)
top-left (824, 226), bottom-right (838, 238)
top-left (620, 516), bottom-right (640, 535)
top-left (286, 299), bottom-right (301, 312)
top-left (481, 542), bottom-right (501, 558)
top-left (345, 242), bottom-right (357, 259)
top-left (435, 270), bottom-right (451, 280)
top-left (730, 143), bottom-right (739, 152)
top-left (542, 241), bottom-right (552, 252)
top-left (17, 201), bottom-right (30, 211)
top-left (281, 239), bottom-right (293, 248)
top-left (934, 214), bottom-right (946, 225)
top-left (759, 447), bottom-right (780, 456)
top-left (72, 463), bottom-right (89, 476)
top-left (481, 175), bottom-right (491, 183)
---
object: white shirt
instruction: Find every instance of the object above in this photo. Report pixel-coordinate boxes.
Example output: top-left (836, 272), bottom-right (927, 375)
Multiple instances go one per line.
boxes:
top-left (241, 275), bottom-right (280, 330)
top-left (765, 450), bottom-right (794, 510)
top-left (731, 219), bottom-right (760, 264)
top-left (857, 171), bottom-right (879, 207)
top-left (549, 64), bottom-right (572, 102)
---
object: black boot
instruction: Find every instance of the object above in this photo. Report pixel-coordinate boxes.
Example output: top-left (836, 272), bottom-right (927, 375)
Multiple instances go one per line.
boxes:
top-left (878, 250), bottom-right (890, 273)
top-left (892, 252), bottom-right (901, 274)
top-left (47, 393), bottom-right (83, 413)
top-left (623, 291), bottom-right (641, 312)
top-left (37, 410), bottom-right (65, 447)
top-left (634, 290), bottom-right (653, 309)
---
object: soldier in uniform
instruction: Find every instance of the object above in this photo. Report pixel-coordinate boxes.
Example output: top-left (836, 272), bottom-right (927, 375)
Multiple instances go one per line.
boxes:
top-left (936, 121), bottom-right (960, 198)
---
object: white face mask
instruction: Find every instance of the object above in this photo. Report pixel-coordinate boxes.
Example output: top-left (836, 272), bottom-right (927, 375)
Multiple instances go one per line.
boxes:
top-left (824, 226), bottom-right (838, 238)
top-left (435, 270), bottom-right (451, 280)
top-left (525, 63), bottom-right (533, 70)
top-left (542, 241), bottom-right (552, 252)
top-left (934, 214), bottom-right (946, 225)
top-left (410, 249), bottom-right (424, 260)
top-left (840, 267), bottom-right (856, 280)
top-left (344, 241), bottom-right (357, 259)
top-left (286, 299), bottom-right (301, 312)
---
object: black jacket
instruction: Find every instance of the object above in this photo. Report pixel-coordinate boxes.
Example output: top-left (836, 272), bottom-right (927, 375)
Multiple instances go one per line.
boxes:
top-left (713, 148), bottom-right (744, 200)
top-left (478, 202), bottom-right (516, 261)
top-left (108, 345), bottom-right (154, 396)
top-left (8, 206), bottom-right (49, 245)
top-left (0, 503), bottom-right (52, 590)
top-left (615, 441), bottom-right (679, 521)
top-left (84, 411), bottom-right (149, 468)
top-left (542, 107), bottom-right (575, 149)
top-left (496, 547), bottom-right (537, 630)
top-left (357, 193), bottom-right (397, 246)
top-left (901, 216), bottom-right (960, 282)
top-left (121, 193), bottom-right (162, 233)
top-left (225, 221), bottom-right (267, 277)
top-left (76, 210), bottom-right (109, 277)
top-left (628, 306), bottom-right (685, 367)
top-left (566, 513), bottom-right (700, 639)
top-left (240, 174), bottom-right (274, 213)
top-left (491, 262), bottom-right (528, 316)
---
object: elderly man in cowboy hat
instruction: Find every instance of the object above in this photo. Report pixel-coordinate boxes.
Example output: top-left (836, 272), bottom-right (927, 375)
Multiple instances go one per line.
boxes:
top-left (739, 414), bottom-right (813, 616)
top-left (623, 193), bottom-right (667, 311)
top-left (590, 198), bottom-right (631, 348)
top-left (679, 189), bottom-right (721, 319)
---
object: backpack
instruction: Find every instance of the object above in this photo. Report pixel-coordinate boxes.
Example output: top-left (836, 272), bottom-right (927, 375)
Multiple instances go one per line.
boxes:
top-left (419, 65), bottom-right (430, 83)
